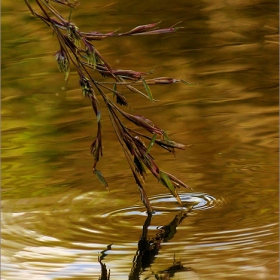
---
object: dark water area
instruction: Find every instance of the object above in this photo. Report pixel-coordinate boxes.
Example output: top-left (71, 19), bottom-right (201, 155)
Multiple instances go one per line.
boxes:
top-left (2, 1), bottom-right (279, 279)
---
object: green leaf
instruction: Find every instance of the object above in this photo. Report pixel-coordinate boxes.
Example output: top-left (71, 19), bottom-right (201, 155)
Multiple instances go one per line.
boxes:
top-left (94, 169), bottom-right (108, 188)
top-left (163, 131), bottom-right (171, 141)
top-left (142, 78), bottom-right (154, 102)
top-left (146, 133), bottom-right (157, 154)
top-left (64, 69), bottom-right (70, 81)
top-left (159, 171), bottom-right (175, 196)
top-left (159, 171), bottom-right (183, 205)
top-left (112, 84), bottom-right (117, 98)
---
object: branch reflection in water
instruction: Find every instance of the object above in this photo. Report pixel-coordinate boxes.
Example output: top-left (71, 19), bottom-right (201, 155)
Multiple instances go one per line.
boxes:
top-left (98, 209), bottom-right (195, 280)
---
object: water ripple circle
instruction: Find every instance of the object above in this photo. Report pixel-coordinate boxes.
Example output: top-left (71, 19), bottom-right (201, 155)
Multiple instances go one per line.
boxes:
top-left (150, 192), bottom-right (221, 213)
top-left (102, 192), bottom-right (223, 218)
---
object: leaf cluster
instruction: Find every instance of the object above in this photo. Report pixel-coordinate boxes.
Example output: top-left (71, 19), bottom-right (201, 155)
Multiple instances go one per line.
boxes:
top-left (24, 0), bottom-right (193, 213)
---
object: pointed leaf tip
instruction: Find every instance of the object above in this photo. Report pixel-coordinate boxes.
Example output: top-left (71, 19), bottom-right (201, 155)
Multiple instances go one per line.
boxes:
top-left (159, 171), bottom-right (182, 205)
top-left (160, 171), bottom-right (175, 194)
top-left (142, 78), bottom-right (154, 102)
top-left (93, 169), bottom-right (108, 189)
top-left (146, 134), bottom-right (157, 154)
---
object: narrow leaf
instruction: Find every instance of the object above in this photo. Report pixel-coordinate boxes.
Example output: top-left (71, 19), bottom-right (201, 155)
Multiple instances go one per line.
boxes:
top-left (144, 77), bottom-right (180, 85)
top-left (134, 157), bottom-right (146, 179)
top-left (163, 131), bottom-right (171, 141)
top-left (64, 70), bottom-right (70, 82)
top-left (113, 84), bottom-right (117, 97)
top-left (180, 79), bottom-right (198, 86)
top-left (156, 139), bottom-right (185, 150)
top-left (119, 22), bottom-right (160, 36)
top-left (142, 78), bottom-right (154, 102)
top-left (160, 171), bottom-right (175, 195)
top-left (146, 133), bottom-right (157, 154)
top-left (94, 169), bottom-right (108, 189)
top-left (159, 171), bottom-right (183, 205)
top-left (126, 84), bottom-right (152, 100)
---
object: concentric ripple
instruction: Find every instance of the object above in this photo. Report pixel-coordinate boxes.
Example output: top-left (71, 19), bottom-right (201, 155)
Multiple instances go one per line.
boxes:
top-left (150, 192), bottom-right (222, 212)
top-left (102, 192), bottom-right (225, 219)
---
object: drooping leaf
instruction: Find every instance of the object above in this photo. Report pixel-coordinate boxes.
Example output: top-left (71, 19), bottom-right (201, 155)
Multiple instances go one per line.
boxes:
top-left (142, 78), bottom-right (154, 102)
top-left (159, 171), bottom-right (182, 205)
top-left (146, 133), bottom-right (157, 154)
top-left (112, 84), bottom-right (117, 97)
top-left (94, 169), bottom-right (108, 189)
top-left (159, 171), bottom-right (175, 195)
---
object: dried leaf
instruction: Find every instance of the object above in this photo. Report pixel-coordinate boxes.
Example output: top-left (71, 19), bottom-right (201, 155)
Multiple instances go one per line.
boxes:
top-left (113, 69), bottom-right (146, 80)
top-left (138, 185), bottom-right (153, 213)
top-left (90, 138), bottom-right (98, 156)
top-left (133, 26), bottom-right (183, 36)
top-left (116, 94), bottom-right (128, 106)
top-left (155, 139), bottom-right (185, 150)
top-left (116, 109), bottom-right (163, 135)
top-left (125, 84), bottom-right (151, 100)
top-left (134, 157), bottom-right (146, 179)
top-left (119, 22), bottom-right (160, 36)
top-left (96, 111), bottom-right (101, 122)
top-left (144, 77), bottom-right (180, 85)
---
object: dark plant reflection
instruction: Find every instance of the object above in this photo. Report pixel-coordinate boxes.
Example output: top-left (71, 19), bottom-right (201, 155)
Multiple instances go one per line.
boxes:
top-left (98, 209), bottom-right (196, 280)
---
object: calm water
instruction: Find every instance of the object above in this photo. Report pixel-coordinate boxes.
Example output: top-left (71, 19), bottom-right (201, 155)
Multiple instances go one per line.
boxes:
top-left (2, 1), bottom-right (279, 279)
